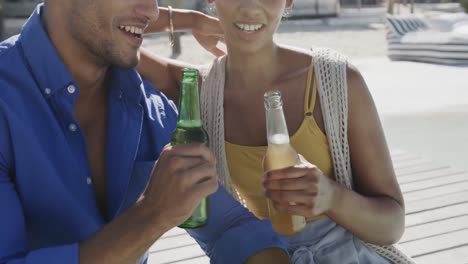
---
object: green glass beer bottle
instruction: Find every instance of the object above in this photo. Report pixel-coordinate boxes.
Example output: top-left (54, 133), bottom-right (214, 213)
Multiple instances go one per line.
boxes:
top-left (171, 68), bottom-right (209, 228)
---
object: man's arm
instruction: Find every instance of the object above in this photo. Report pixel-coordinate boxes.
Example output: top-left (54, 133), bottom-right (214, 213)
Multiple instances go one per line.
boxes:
top-left (1, 108), bottom-right (88, 263)
top-left (187, 184), bottom-right (290, 264)
top-left (80, 144), bottom-right (219, 264)
top-left (79, 128), bottom-right (289, 264)
top-left (80, 144), bottom-right (291, 264)
top-left (0, 97), bottom-right (217, 264)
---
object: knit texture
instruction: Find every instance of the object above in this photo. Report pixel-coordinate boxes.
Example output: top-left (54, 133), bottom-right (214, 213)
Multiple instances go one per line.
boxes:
top-left (200, 57), bottom-right (243, 203)
top-left (200, 48), bottom-right (415, 264)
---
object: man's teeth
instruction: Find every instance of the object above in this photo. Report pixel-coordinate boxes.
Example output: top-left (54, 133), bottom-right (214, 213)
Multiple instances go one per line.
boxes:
top-left (235, 23), bottom-right (263, 32)
top-left (119, 25), bottom-right (143, 35)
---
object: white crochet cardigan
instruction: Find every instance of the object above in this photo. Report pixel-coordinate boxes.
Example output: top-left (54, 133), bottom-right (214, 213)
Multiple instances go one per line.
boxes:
top-left (200, 48), bottom-right (416, 264)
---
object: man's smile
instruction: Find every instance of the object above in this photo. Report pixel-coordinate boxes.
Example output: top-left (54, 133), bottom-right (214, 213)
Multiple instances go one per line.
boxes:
top-left (119, 25), bottom-right (144, 38)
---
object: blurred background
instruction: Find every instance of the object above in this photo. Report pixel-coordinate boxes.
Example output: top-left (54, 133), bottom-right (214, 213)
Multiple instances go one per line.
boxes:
top-left (1, 0), bottom-right (467, 170)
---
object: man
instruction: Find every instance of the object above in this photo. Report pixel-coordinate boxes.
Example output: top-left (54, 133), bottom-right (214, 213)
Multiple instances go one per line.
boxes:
top-left (0, 0), bottom-right (291, 263)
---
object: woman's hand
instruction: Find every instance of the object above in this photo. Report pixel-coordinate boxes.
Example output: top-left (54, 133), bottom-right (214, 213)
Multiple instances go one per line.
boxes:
top-left (192, 13), bottom-right (225, 57)
top-left (145, 8), bottom-right (225, 57)
top-left (262, 155), bottom-right (339, 218)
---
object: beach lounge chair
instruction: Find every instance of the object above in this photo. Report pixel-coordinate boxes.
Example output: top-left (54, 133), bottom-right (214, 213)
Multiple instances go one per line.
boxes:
top-left (386, 13), bottom-right (468, 65)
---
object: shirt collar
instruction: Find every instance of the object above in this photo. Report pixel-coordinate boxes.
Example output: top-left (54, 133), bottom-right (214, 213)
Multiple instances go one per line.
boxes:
top-left (19, 4), bottom-right (144, 105)
top-left (109, 67), bottom-right (144, 106)
top-left (19, 4), bottom-right (75, 97)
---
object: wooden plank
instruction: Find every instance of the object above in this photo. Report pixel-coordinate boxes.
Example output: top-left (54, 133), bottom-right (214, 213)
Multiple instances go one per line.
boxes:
top-left (391, 153), bottom-right (422, 162)
top-left (148, 244), bottom-right (206, 264)
top-left (406, 191), bottom-right (468, 214)
top-left (162, 227), bottom-right (187, 237)
top-left (390, 152), bottom-right (421, 162)
top-left (396, 163), bottom-right (451, 177)
top-left (390, 149), bottom-right (408, 157)
top-left (150, 233), bottom-right (197, 253)
top-left (398, 229), bottom-right (468, 258)
top-left (164, 256), bottom-right (210, 264)
top-left (392, 155), bottom-right (421, 164)
top-left (404, 181), bottom-right (468, 202)
top-left (394, 159), bottom-right (435, 170)
top-left (397, 168), bottom-right (466, 184)
top-left (412, 244), bottom-right (468, 264)
top-left (401, 174), bottom-right (468, 193)
top-left (401, 215), bottom-right (468, 243)
top-left (148, 149), bottom-right (468, 263)
top-left (405, 202), bottom-right (468, 227)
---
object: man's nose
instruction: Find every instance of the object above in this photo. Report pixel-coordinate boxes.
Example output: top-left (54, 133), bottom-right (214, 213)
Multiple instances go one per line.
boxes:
top-left (135, 0), bottom-right (159, 22)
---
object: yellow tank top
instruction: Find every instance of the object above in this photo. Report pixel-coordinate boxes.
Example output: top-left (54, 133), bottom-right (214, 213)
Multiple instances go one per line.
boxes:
top-left (225, 64), bottom-right (335, 222)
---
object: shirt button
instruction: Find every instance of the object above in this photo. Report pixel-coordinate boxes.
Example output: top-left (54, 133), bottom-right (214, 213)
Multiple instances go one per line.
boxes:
top-left (86, 177), bottom-right (92, 185)
top-left (44, 88), bottom-right (51, 95)
top-left (118, 90), bottom-right (123, 99)
top-left (68, 123), bottom-right (77, 132)
top-left (67, 85), bottom-right (76, 94)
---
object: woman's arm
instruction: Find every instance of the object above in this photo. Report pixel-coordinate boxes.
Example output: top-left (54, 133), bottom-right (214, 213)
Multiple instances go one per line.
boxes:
top-left (264, 64), bottom-right (404, 245)
top-left (138, 48), bottom-right (192, 103)
top-left (138, 8), bottom-right (224, 102)
top-left (147, 7), bottom-right (224, 56)
top-left (326, 64), bottom-right (405, 245)
top-left (147, 7), bottom-right (200, 34)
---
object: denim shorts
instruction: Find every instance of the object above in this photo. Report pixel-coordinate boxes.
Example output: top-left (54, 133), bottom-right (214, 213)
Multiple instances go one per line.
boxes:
top-left (288, 217), bottom-right (392, 264)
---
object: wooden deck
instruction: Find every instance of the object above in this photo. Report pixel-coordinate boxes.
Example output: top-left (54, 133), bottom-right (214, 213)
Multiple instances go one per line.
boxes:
top-left (148, 150), bottom-right (468, 264)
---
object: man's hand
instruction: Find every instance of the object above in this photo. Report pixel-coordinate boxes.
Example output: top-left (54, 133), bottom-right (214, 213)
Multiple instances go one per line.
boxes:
top-left (141, 143), bottom-right (219, 231)
top-left (263, 155), bottom-right (338, 218)
top-left (79, 144), bottom-right (217, 263)
top-left (192, 13), bottom-right (225, 57)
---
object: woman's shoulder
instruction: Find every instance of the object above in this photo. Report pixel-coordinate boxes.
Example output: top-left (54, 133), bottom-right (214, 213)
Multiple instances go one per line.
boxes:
top-left (310, 47), bottom-right (348, 67)
top-left (199, 55), bottom-right (227, 79)
top-left (279, 45), bottom-right (313, 64)
top-left (280, 45), bottom-right (350, 68)
top-left (276, 46), bottom-right (314, 79)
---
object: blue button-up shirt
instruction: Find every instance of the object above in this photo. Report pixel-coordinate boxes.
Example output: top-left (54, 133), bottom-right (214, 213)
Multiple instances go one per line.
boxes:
top-left (0, 5), bottom-right (287, 264)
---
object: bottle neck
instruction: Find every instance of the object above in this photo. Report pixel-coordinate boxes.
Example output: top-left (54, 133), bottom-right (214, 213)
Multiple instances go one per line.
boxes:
top-left (177, 78), bottom-right (202, 128)
top-left (265, 106), bottom-right (290, 145)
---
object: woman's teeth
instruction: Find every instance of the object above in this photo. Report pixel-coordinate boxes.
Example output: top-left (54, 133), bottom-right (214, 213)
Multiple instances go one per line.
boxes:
top-left (235, 23), bottom-right (264, 33)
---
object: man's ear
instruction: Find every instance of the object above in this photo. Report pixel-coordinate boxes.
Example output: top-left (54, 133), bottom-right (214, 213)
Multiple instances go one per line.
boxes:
top-left (207, 0), bottom-right (215, 4)
top-left (286, 0), bottom-right (294, 8)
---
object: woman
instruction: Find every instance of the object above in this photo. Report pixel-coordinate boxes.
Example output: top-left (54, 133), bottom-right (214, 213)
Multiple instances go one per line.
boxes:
top-left (139, 1), bottom-right (413, 263)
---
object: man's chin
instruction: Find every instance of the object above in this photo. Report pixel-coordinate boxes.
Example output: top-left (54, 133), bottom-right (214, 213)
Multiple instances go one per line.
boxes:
top-left (114, 56), bottom-right (139, 69)
top-left (107, 47), bottom-right (139, 68)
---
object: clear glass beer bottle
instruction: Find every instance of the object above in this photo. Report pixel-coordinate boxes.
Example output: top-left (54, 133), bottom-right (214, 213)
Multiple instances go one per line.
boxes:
top-left (263, 90), bottom-right (306, 236)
